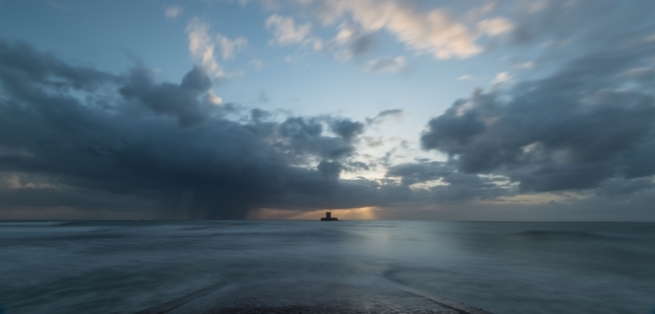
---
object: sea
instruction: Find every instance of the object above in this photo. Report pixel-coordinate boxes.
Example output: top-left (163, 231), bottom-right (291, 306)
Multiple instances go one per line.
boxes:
top-left (0, 221), bottom-right (654, 314)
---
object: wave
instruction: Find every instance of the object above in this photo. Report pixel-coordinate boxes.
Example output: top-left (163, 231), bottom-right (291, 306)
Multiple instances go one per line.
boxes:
top-left (0, 221), bottom-right (65, 227)
top-left (516, 230), bottom-right (628, 240)
top-left (516, 230), bottom-right (654, 240)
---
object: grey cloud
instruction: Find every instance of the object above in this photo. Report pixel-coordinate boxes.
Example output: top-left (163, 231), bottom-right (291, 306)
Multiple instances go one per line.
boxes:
top-left (344, 161), bottom-right (370, 172)
top-left (359, 56), bottom-right (408, 74)
top-left (348, 32), bottom-right (375, 56)
top-left (119, 66), bottom-right (212, 128)
top-left (624, 67), bottom-right (655, 84)
top-left (366, 109), bottom-right (403, 125)
top-left (386, 161), bottom-right (451, 186)
top-left (507, 0), bottom-right (655, 48)
top-left (596, 178), bottom-right (655, 197)
top-left (250, 108), bottom-right (271, 122)
top-left (0, 41), bottom-right (117, 91)
top-left (421, 105), bottom-right (486, 155)
top-left (180, 65), bottom-right (213, 92)
top-left (421, 37), bottom-right (655, 193)
top-left (317, 160), bottom-right (342, 178)
top-left (313, 23), bottom-right (376, 61)
top-left (330, 119), bottom-right (364, 142)
top-left (386, 161), bottom-right (513, 201)
top-left (279, 117), bottom-right (356, 160)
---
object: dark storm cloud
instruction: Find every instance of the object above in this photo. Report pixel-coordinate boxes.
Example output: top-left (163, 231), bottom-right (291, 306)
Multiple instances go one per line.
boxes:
top-left (181, 66), bottom-right (213, 91)
top-left (0, 40), bottom-right (391, 218)
top-left (0, 41), bottom-right (117, 91)
top-left (119, 66), bottom-right (212, 127)
top-left (421, 35), bottom-right (655, 193)
top-left (317, 160), bottom-right (342, 178)
top-left (278, 117), bottom-right (357, 160)
top-left (0, 37), bottom-right (470, 219)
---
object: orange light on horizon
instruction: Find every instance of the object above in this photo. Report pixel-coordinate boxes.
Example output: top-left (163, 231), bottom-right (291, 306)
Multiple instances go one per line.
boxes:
top-left (248, 207), bottom-right (379, 220)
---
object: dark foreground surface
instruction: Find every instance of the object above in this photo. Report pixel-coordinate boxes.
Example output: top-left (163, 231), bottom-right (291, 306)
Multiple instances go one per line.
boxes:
top-left (139, 277), bottom-right (487, 314)
top-left (1, 221), bottom-right (655, 313)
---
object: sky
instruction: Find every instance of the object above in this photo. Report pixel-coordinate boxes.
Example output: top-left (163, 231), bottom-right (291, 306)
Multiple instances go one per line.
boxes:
top-left (0, 0), bottom-right (654, 221)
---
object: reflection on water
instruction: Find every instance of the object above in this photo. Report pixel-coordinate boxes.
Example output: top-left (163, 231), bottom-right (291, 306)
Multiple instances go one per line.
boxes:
top-left (1, 221), bottom-right (654, 314)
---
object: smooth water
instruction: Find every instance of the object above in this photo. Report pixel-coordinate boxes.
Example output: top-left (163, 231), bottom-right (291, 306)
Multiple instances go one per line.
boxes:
top-left (1, 221), bottom-right (654, 314)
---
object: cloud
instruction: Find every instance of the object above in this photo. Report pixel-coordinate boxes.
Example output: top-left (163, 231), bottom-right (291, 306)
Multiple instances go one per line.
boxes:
top-left (457, 75), bottom-right (475, 81)
top-left (519, 62), bottom-right (535, 70)
top-left (164, 5), bottom-right (183, 19)
top-left (2, 41), bottom-right (522, 220)
top-left (186, 18), bottom-right (226, 78)
top-left (205, 90), bottom-right (223, 105)
top-left (0, 40), bottom-right (405, 218)
top-left (507, 0), bottom-right (655, 49)
top-left (317, 160), bottom-right (342, 178)
top-left (359, 56), bottom-right (407, 74)
top-left (311, 22), bottom-right (375, 61)
top-left (366, 109), bottom-right (403, 125)
top-left (279, 0), bottom-right (655, 67)
top-left (421, 36), bottom-right (655, 193)
top-left (119, 65), bottom-right (215, 127)
top-left (330, 119), bottom-right (364, 142)
top-left (265, 15), bottom-right (312, 45)
top-left (278, 117), bottom-right (359, 160)
top-left (623, 67), bottom-right (655, 83)
top-left (337, 0), bottom-right (483, 59)
top-left (386, 161), bottom-right (513, 201)
top-left (287, 0), bottom-right (501, 60)
top-left (596, 178), bottom-right (655, 197)
top-left (216, 33), bottom-right (248, 60)
top-left (491, 72), bottom-right (512, 84)
top-left (264, 1), bottom-right (517, 62)
top-left (477, 18), bottom-right (514, 36)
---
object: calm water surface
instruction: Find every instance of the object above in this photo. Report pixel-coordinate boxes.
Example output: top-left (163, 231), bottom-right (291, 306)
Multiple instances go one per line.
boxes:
top-left (1, 221), bottom-right (654, 314)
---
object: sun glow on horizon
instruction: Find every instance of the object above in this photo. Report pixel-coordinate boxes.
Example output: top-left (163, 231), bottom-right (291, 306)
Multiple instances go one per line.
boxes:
top-left (248, 207), bottom-right (380, 220)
